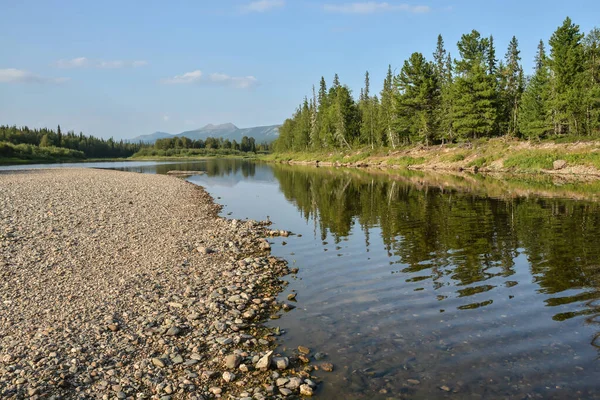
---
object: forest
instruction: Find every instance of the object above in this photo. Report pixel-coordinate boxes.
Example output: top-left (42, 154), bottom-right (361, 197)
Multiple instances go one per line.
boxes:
top-left (132, 135), bottom-right (268, 158)
top-left (0, 125), bottom-right (143, 160)
top-left (0, 125), bottom-right (265, 162)
top-left (273, 17), bottom-right (600, 152)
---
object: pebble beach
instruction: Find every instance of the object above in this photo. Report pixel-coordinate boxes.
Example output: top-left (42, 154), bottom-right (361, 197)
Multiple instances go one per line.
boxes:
top-left (0, 169), bottom-right (317, 399)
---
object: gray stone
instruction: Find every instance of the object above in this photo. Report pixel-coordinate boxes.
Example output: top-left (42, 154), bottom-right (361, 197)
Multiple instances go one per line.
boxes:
top-left (224, 354), bottom-right (242, 369)
top-left (256, 350), bottom-right (273, 370)
top-left (273, 356), bottom-right (289, 370)
top-left (222, 371), bottom-right (236, 382)
top-left (152, 358), bottom-right (167, 368)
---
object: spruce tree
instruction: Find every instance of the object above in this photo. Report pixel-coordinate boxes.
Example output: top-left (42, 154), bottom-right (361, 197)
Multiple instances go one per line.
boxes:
top-left (57, 125), bottom-right (62, 147)
top-left (548, 17), bottom-right (585, 134)
top-left (583, 28), bottom-right (600, 134)
top-left (453, 30), bottom-right (497, 139)
top-left (395, 52), bottom-right (440, 145)
top-left (380, 65), bottom-right (398, 147)
top-left (360, 71), bottom-right (376, 148)
top-left (502, 36), bottom-right (525, 136)
top-left (519, 40), bottom-right (552, 139)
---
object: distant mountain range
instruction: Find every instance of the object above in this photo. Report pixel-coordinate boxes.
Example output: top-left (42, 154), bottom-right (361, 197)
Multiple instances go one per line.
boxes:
top-left (128, 123), bottom-right (280, 144)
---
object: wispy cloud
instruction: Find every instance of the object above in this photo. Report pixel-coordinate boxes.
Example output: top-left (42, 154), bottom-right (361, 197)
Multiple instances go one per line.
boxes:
top-left (0, 68), bottom-right (69, 84)
top-left (56, 57), bottom-right (148, 69)
top-left (241, 0), bottom-right (285, 13)
top-left (162, 70), bottom-right (258, 89)
top-left (323, 2), bottom-right (431, 14)
top-left (163, 115), bottom-right (170, 122)
top-left (162, 70), bottom-right (203, 84)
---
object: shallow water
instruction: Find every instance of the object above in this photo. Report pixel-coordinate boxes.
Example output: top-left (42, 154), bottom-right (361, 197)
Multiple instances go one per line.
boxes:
top-left (4, 159), bottom-right (600, 399)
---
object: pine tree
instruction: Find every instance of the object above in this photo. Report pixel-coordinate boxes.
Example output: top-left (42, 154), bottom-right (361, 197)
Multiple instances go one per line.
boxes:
top-left (519, 40), bottom-right (552, 139)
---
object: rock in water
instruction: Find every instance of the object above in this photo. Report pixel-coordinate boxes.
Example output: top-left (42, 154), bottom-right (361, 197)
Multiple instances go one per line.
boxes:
top-left (300, 384), bottom-right (314, 396)
top-left (320, 362), bottom-right (334, 372)
top-left (273, 357), bottom-right (289, 370)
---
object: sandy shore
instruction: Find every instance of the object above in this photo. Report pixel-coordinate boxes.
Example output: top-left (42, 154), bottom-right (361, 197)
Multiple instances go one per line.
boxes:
top-left (0, 169), bottom-right (316, 399)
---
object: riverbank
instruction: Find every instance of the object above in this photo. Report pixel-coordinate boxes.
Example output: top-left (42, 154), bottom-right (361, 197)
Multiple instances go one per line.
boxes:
top-left (0, 169), bottom-right (317, 399)
top-left (266, 138), bottom-right (600, 178)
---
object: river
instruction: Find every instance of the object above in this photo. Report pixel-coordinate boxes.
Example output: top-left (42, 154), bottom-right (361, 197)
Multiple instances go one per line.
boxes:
top-left (3, 159), bottom-right (600, 399)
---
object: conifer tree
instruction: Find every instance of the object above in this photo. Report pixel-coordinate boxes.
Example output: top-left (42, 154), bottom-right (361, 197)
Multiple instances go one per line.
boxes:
top-left (583, 28), bottom-right (600, 134)
top-left (520, 40), bottom-right (552, 139)
top-left (502, 36), bottom-right (525, 136)
top-left (548, 17), bottom-right (585, 134)
top-left (380, 65), bottom-right (398, 148)
top-left (453, 30), bottom-right (497, 139)
top-left (57, 125), bottom-right (62, 147)
top-left (395, 52), bottom-right (440, 145)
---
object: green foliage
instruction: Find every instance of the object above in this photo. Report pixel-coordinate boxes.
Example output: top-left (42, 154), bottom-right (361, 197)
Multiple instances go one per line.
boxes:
top-left (152, 135), bottom-right (263, 153)
top-left (395, 52), bottom-right (441, 145)
top-left (0, 125), bottom-right (142, 159)
top-left (0, 141), bottom-right (85, 163)
top-left (274, 17), bottom-right (600, 155)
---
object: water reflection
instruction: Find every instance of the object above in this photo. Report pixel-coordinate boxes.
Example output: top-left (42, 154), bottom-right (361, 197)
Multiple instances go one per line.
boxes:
top-left (266, 164), bottom-right (600, 399)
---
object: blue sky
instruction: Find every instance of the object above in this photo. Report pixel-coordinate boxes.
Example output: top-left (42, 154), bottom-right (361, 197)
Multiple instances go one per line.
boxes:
top-left (1, 0), bottom-right (599, 140)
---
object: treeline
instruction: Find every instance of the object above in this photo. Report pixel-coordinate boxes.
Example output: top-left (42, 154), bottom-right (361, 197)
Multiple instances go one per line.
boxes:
top-left (153, 135), bottom-right (266, 152)
top-left (0, 125), bottom-right (142, 158)
top-left (274, 17), bottom-right (600, 152)
top-left (133, 135), bottom-right (268, 158)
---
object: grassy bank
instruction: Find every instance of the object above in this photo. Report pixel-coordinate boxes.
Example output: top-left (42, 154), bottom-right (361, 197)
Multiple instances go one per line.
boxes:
top-left (263, 138), bottom-right (600, 177)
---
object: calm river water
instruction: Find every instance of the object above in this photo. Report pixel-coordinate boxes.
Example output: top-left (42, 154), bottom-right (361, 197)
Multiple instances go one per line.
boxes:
top-left (3, 159), bottom-right (600, 399)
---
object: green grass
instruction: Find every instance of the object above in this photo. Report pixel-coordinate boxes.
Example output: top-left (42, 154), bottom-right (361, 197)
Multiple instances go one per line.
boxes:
top-left (386, 156), bottom-right (426, 167)
top-left (503, 151), bottom-right (557, 170)
top-left (503, 149), bottom-right (600, 171)
top-left (441, 152), bottom-right (466, 162)
top-left (467, 157), bottom-right (488, 168)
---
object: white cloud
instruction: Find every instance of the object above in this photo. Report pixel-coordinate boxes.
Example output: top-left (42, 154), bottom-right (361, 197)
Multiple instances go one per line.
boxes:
top-left (0, 68), bottom-right (69, 84)
top-left (56, 57), bottom-right (89, 68)
top-left (323, 2), bottom-right (431, 14)
top-left (162, 70), bottom-right (203, 84)
top-left (163, 115), bottom-right (170, 122)
top-left (162, 70), bottom-right (258, 89)
top-left (56, 57), bottom-right (148, 69)
top-left (241, 0), bottom-right (285, 13)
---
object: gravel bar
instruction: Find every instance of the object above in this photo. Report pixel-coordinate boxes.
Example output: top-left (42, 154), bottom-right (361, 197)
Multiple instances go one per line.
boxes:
top-left (0, 169), bottom-right (317, 400)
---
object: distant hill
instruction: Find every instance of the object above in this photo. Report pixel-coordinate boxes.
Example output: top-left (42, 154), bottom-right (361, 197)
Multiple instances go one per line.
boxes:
top-left (130, 131), bottom-right (173, 143)
top-left (129, 123), bottom-right (280, 144)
